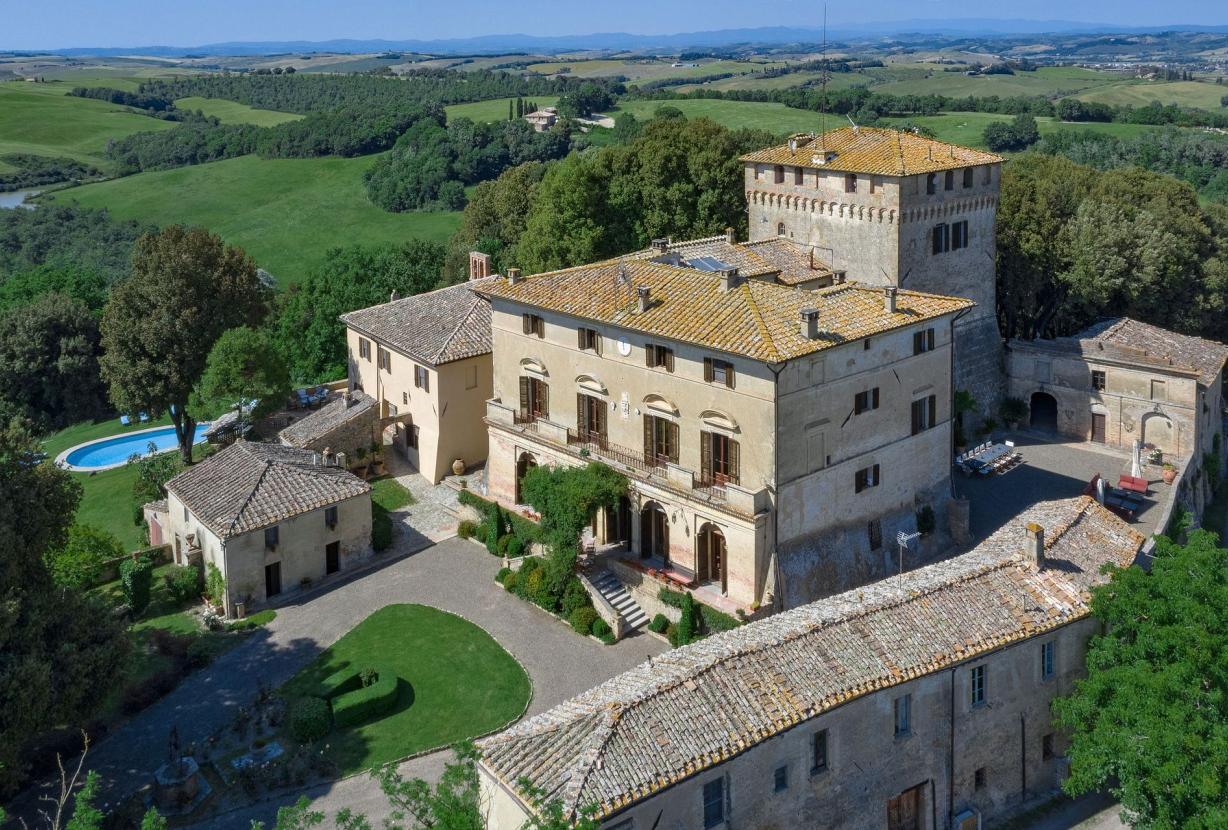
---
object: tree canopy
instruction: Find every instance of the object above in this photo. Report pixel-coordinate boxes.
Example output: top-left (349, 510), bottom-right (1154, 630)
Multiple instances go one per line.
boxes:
top-left (193, 326), bottom-right (291, 422)
top-left (1053, 529), bottom-right (1228, 828)
top-left (100, 226), bottom-right (270, 463)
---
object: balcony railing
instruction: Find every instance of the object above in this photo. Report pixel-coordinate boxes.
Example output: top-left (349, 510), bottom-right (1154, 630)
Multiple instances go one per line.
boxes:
top-left (566, 429), bottom-right (666, 476)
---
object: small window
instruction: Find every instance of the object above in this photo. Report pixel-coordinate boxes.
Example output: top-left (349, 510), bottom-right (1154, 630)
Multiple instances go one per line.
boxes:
top-left (265, 525), bottom-right (279, 550)
top-left (855, 464), bottom-right (880, 493)
top-left (324, 505), bottom-right (338, 529)
top-left (402, 391), bottom-right (408, 405)
top-left (854, 388), bottom-right (880, 414)
top-left (944, 170), bottom-right (955, 191)
top-left (911, 395), bottom-right (937, 435)
top-left (386, 401), bottom-right (398, 417)
top-left (646, 343), bottom-right (674, 372)
top-left (408, 424), bottom-right (420, 449)
top-left (774, 164), bottom-right (785, 184)
top-left (704, 357), bottom-right (735, 389)
top-left (1041, 641), bottom-right (1055, 680)
top-left (844, 173), bottom-right (857, 193)
top-left (377, 346), bottom-right (391, 372)
top-left (183, 506), bottom-right (189, 522)
top-left (932, 223), bottom-right (950, 255)
top-left (776, 221), bottom-right (786, 237)
top-left (577, 327), bottom-right (601, 353)
top-left (1042, 734), bottom-right (1055, 761)
top-left (863, 338), bottom-right (872, 351)
top-left (521, 313), bottom-right (544, 338)
top-left (894, 694), bottom-right (911, 737)
top-left (963, 167), bottom-right (974, 188)
top-left (1091, 370), bottom-right (1106, 391)
top-left (358, 337), bottom-right (371, 361)
top-left (811, 729), bottom-right (828, 774)
top-left (702, 778), bottom-right (724, 829)
top-left (971, 665), bottom-right (986, 707)
top-left (951, 220), bottom-right (969, 250)
top-left (414, 365), bottom-right (430, 391)
top-left (926, 173), bottom-right (937, 195)
top-left (868, 518), bottom-right (882, 551)
top-left (869, 176), bottom-right (878, 194)
top-left (794, 166), bottom-right (804, 185)
top-left (774, 765), bottom-right (788, 792)
top-left (974, 767), bottom-right (987, 790)
top-left (913, 328), bottom-right (936, 355)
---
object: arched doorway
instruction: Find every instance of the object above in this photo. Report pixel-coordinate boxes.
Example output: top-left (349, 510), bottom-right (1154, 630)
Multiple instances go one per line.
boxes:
top-left (1029, 392), bottom-right (1058, 432)
top-left (696, 523), bottom-right (727, 594)
top-left (1142, 414), bottom-right (1175, 456)
top-left (640, 501), bottom-right (669, 564)
top-left (515, 452), bottom-right (537, 504)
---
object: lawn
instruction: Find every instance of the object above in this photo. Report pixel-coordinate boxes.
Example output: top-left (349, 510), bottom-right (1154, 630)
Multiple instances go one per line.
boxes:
top-left (612, 99), bottom-right (825, 135)
top-left (371, 476), bottom-right (415, 510)
top-left (877, 112), bottom-right (1166, 150)
top-left (0, 81), bottom-right (174, 166)
top-left (1076, 79), bottom-right (1228, 110)
top-left (50, 153), bottom-right (463, 286)
top-left (445, 96), bottom-right (559, 123)
top-left (175, 96), bottom-right (303, 127)
top-left (280, 604), bottom-right (530, 773)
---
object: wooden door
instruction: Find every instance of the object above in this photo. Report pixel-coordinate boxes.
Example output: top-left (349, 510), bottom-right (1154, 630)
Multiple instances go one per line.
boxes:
top-left (1091, 413), bottom-right (1107, 443)
top-left (325, 541), bottom-right (340, 574)
top-left (265, 561), bottom-right (282, 598)
top-left (887, 784), bottom-right (923, 830)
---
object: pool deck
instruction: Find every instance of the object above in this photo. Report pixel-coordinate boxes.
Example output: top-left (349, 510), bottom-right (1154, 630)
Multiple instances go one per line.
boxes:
top-left (54, 422), bottom-right (211, 472)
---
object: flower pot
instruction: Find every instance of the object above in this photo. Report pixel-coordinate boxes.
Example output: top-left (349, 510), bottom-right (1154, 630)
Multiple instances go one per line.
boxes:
top-left (1162, 467), bottom-right (1177, 485)
top-left (452, 458), bottom-right (465, 476)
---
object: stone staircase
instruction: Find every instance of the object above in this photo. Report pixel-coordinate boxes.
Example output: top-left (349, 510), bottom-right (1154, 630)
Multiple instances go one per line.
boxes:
top-left (591, 570), bottom-right (650, 631)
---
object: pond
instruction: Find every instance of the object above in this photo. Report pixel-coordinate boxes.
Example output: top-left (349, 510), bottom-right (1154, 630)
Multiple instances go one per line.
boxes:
top-left (0, 189), bottom-right (39, 209)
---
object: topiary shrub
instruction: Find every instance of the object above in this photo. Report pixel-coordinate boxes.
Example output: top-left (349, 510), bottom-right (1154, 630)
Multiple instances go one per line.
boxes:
top-left (648, 613), bottom-right (669, 633)
top-left (486, 504), bottom-right (503, 555)
top-left (495, 567), bottom-right (512, 584)
top-left (457, 519), bottom-right (478, 539)
top-left (288, 696), bottom-right (332, 743)
top-left (119, 553), bottom-right (155, 615)
top-left (315, 666), bottom-right (363, 700)
top-left (502, 571), bottom-right (519, 592)
top-left (505, 535), bottom-right (524, 558)
top-left (164, 565), bottom-right (202, 604)
top-left (676, 592), bottom-right (697, 645)
top-left (331, 665), bottom-right (398, 729)
top-left (569, 606), bottom-right (598, 636)
top-left (560, 577), bottom-right (591, 618)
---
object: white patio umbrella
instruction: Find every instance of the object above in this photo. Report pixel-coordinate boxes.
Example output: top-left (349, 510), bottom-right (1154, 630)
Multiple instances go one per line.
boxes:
top-left (1096, 476), bottom-right (1107, 505)
top-left (1131, 439), bottom-right (1143, 479)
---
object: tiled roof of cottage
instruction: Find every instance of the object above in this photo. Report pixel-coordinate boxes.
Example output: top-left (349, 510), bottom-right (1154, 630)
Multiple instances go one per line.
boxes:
top-left (626, 235), bottom-right (833, 287)
top-left (740, 126), bottom-right (1002, 176)
top-left (1079, 318), bottom-right (1228, 386)
top-left (278, 390), bottom-right (377, 448)
top-left (340, 278), bottom-right (497, 366)
top-left (166, 440), bottom-right (370, 540)
top-left (477, 259), bottom-right (971, 362)
top-left (477, 497), bottom-right (1143, 821)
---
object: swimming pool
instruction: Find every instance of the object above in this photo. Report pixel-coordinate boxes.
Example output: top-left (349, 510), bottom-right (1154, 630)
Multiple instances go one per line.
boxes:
top-left (57, 423), bottom-right (212, 471)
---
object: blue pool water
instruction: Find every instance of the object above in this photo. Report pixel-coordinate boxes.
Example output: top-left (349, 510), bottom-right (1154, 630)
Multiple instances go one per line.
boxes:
top-left (64, 424), bottom-right (211, 469)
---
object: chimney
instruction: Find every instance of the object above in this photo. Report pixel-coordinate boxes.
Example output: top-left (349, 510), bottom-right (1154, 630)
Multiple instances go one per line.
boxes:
top-left (389, 289), bottom-right (400, 302)
top-left (469, 251), bottom-right (492, 281)
top-left (718, 267), bottom-right (741, 292)
top-left (342, 389), bottom-right (352, 406)
top-left (788, 137), bottom-right (798, 153)
top-left (650, 238), bottom-right (670, 253)
top-left (1024, 521), bottom-right (1045, 568)
top-left (507, 267), bottom-right (523, 284)
top-left (833, 270), bottom-right (847, 285)
top-left (636, 286), bottom-right (651, 313)
top-left (884, 287), bottom-right (898, 313)
top-left (725, 226), bottom-right (735, 244)
top-left (336, 451), bottom-right (348, 469)
top-left (799, 308), bottom-right (820, 339)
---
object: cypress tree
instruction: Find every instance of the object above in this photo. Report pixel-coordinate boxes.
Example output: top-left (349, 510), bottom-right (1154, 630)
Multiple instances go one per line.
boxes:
top-left (508, 99), bottom-right (514, 121)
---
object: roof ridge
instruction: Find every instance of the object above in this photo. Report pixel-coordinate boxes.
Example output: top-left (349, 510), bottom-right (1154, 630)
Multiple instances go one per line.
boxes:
top-left (741, 281), bottom-right (782, 362)
top-left (226, 445), bottom-right (275, 537)
top-left (431, 293), bottom-right (482, 363)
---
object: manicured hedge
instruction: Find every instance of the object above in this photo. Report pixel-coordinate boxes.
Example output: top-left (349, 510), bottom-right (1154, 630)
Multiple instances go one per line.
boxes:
top-left (316, 665), bottom-right (364, 700)
top-left (331, 664), bottom-right (399, 729)
top-left (289, 696), bottom-right (332, 743)
top-left (657, 586), bottom-right (742, 638)
top-left (457, 490), bottom-right (541, 544)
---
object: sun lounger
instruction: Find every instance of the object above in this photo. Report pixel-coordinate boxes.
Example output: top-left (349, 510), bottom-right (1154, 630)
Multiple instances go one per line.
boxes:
top-left (138, 412), bottom-right (150, 422)
top-left (120, 414), bottom-right (131, 426)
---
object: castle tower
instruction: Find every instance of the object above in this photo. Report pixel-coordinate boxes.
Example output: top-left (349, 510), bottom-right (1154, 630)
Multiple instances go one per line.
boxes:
top-left (741, 127), bottom-right (1004, 411)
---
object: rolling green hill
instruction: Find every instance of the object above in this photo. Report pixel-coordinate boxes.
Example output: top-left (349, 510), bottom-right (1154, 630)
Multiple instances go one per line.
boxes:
top-left (612, 99), bottom-right (825, 134)
top-left (174, 96), bottom-right (304, 127)
top-left (54, 153), bottom-right (461, 286)
top-left (445, 96), bottom-right (559, 123)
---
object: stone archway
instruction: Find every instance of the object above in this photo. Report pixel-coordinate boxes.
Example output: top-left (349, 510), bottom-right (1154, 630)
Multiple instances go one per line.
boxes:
top-left (1142, 413), bottom-right (1175, 455)
top-left (515, 452), bottom-right (537, 504)
top-left (696, 523), bottom-right (727, 594)
top-left (1029, 392), bottom-right (1058, 432)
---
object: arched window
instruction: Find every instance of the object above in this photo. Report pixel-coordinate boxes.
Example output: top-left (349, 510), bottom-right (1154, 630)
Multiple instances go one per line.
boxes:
top-left (776, 221), bottom-right (786, 236)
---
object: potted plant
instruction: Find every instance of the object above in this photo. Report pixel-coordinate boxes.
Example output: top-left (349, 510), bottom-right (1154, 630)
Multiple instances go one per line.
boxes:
top-left (999, 397), bottom-right (1027, 431)
top-left (1162, 462), bottom-right (1177, 485)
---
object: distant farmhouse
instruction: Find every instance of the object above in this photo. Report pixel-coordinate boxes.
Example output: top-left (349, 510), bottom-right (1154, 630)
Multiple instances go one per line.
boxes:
top-left (524, 105), bottom-right (558, 132)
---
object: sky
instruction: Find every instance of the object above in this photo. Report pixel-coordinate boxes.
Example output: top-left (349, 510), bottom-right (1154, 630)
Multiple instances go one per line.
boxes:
top-left (5, 0), bottom-right (1228, 50)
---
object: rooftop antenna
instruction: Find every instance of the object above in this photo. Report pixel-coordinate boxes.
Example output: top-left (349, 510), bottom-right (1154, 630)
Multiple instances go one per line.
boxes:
top-left (896, 530), bottom-right (921, 593)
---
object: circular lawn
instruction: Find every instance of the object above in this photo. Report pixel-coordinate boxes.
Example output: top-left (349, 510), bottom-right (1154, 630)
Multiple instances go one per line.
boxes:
top-left (279, 603), bottom-right (531, 773)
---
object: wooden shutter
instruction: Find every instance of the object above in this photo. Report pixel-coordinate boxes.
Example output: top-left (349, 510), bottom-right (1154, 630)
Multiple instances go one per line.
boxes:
top-left (932, 225), bottom-right (944, 255)
top-left (872, 387), bottom-right (880, 409)
top-left (577, 393), bottom-right (588, 434)
top-left (539, 381), bottom-right (549, 418)
top-left (927, 328), bottom-right (935, 351)
top-left (645, 343), bottom-right (655, 367)
top-left (704, 357), bottom-right (713, 382)
top-left (911, 399), bottom-right (921, 435)
top-left (928, 395), bottom-right (937, 429)
top-left (665, 348), bottom-right (674, 373)
top-left (518, 377), bottom-right (530, 419)
top-left (577, 327), bottom-right (586, 349)
top-left (643, 415), bottom-right (654, 461)
top-left (596, 397), bottom-right (606, 438)
top-left (701, 431), bottom-right (712, 482)
top-left (873, 464), bottom-right (880, 486)
top-left (668, 421), bottom-right (679, 464)
top-left (725, 362), bottom-right (735, 389)
top-left (522, 313), bottom-right (532, 335)
top-left (536, 316), bottom-right (545, 338)
top-left (728, 439), bottom-right (740, 484)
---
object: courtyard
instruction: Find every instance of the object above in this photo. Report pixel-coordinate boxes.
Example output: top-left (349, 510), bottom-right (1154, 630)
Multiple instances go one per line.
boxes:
top-left (956, 430), bottom-right (1171, 543)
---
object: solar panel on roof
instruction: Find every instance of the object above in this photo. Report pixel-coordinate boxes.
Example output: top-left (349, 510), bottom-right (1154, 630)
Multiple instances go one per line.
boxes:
top-left (686, 256), bottom-right (733, 272)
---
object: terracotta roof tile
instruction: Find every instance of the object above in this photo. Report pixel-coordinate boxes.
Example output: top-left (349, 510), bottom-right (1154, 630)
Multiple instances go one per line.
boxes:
top-left (340, 278), bottom-right (497, 366)
top-left (740, 126), bottom-right (1002, 176)
top-left (477, 497), bottom-right (1143, 820)
top-left (478, 259), bottom-right (971, 362)
top-left (278, 391), bottom-right (376, 448)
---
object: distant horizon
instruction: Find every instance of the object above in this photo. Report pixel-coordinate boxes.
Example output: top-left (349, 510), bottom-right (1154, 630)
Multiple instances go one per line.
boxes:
top-left (5, 0), bottom-right (1228, 52)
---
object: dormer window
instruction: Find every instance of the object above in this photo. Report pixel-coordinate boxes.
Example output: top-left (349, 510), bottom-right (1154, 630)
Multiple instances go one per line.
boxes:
top-left (794, 166), bottom-right (804, 185)
top-left (844, 173), bottom-right (857, 193)
top-left (926, 174), bottom-right (937, 195)
top-left (774, 164), bottom-right (785, 184)
top-left (963, 167), bottom-right (974, 188)
top-left (944, 171), bottom-right (955, 191)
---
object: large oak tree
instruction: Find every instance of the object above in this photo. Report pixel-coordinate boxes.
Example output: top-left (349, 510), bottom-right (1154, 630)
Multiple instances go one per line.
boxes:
top-left (100, 226), bottom-right (270, 463)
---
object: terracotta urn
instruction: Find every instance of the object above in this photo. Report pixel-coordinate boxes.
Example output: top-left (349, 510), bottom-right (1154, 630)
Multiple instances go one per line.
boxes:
top-left (1162, 466), bottom-right (1177, 485)
top-left (452, 458), bottom-right (465, 476)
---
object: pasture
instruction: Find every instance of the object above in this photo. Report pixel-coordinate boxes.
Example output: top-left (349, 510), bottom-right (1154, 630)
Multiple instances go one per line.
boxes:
top-left (55, 153), bottom-right (462, 286)
top-left (174, 96), bottom-right (303, 127)
top-left (877, 112), bottom-right (1165, 149)
top-left (612, 99), bottom-right (826, 134)
top-left (445, 95), bottom-right (560, 123)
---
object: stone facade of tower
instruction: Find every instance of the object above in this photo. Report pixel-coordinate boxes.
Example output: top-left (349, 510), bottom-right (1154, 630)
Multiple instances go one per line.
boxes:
top-left (743, 129), bottom-right (1004, 414)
